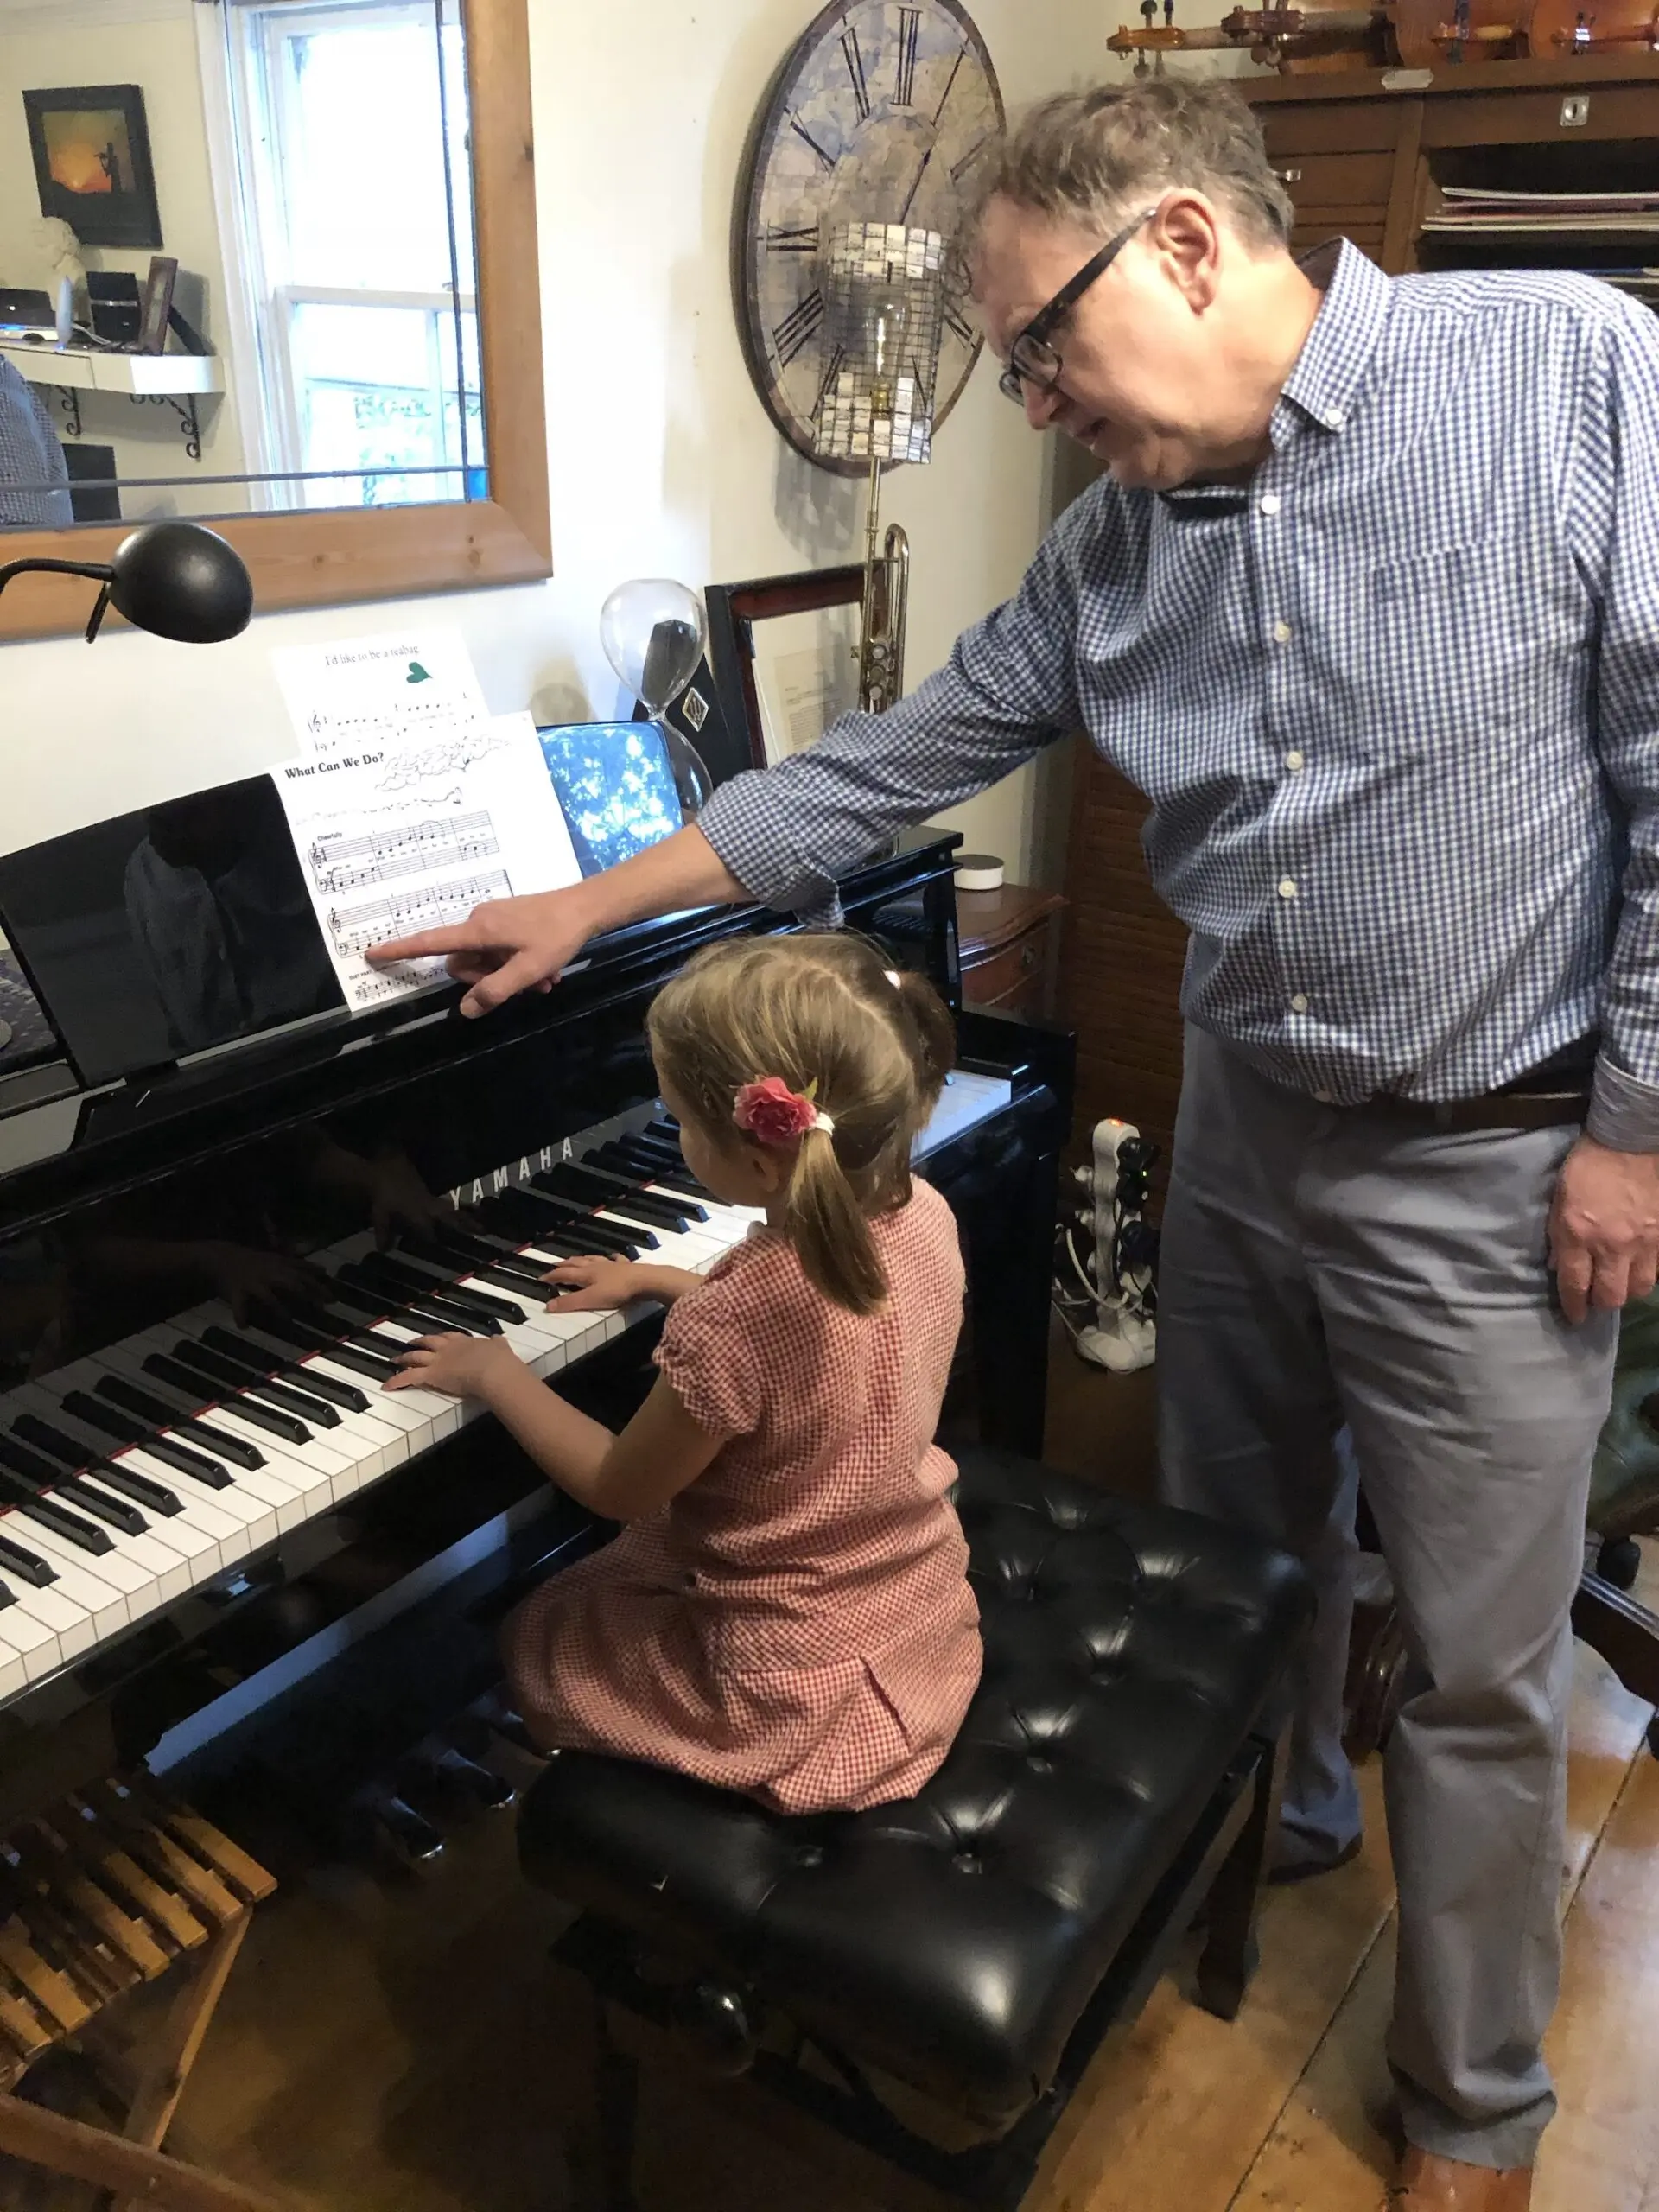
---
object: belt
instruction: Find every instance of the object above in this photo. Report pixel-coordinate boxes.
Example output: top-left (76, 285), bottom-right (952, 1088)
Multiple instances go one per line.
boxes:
top-left (1347, 1086), bottom-right (1591, 1134)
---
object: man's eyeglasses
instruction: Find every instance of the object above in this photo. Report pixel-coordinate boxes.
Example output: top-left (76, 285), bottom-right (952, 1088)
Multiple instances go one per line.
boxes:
top-left (997, 205), bottom-right (1160, 405)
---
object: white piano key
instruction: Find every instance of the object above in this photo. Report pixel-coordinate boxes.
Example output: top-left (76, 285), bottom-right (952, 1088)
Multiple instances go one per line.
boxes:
top-left (16, 1511), bottom-right (188, 1612)
top-left (1, 1535), bottom-right (130, 1641)
top-left (115, 1449), bottom-right (263, 1557)
top-left (6, 1579), bottom-right (97, 1662)
top-left (0, 1599), bottom-right (62, 1681)
top-left (0, 1640), bottom-right (28, 1702)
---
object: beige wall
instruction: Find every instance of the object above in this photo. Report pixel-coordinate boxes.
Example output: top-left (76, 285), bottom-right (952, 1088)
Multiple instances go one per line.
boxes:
top-left (0, 0), bottom-right (1120, 890)
top-left (0, 0), bottom-right (247, 506)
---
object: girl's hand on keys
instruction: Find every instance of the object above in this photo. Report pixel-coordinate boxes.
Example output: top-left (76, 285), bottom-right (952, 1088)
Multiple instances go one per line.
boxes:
top-left (541, 1255), bottom-right (649, 1312)
top-left (385, 1332), bottom-right (523, 1400)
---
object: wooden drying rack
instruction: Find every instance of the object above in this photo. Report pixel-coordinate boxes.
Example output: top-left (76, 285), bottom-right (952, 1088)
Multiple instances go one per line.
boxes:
top-left (0, 1774), bottom-right (283, 2212)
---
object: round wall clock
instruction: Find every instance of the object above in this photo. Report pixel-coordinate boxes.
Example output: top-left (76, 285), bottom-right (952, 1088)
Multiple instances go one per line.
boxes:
top-left (734, 0), bottom-right (1006, 474)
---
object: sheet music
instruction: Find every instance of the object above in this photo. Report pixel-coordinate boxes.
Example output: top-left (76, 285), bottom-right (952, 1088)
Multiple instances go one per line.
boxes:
top-left (269, 712), bottom-right (580, 1014)
top-left (272, 625), bottom-right (491, 760)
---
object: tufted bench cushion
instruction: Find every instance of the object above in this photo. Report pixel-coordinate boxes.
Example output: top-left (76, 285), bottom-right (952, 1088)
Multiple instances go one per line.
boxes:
top-left (519, 1445), bottom-right (1311, 2141)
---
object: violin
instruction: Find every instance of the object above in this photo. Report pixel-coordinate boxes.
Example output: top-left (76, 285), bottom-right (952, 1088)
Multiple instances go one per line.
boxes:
top-left (1108, 2), bottom-right (1382, 62)
top-left (1387, 0), bottom-right (1528, 67)
top-left (1522, 0), bottom-right (1659, 50)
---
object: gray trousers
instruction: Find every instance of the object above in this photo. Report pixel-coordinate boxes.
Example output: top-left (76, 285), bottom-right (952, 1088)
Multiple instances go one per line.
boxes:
top-left (1157, 1027), bottom-right (1618, 2170)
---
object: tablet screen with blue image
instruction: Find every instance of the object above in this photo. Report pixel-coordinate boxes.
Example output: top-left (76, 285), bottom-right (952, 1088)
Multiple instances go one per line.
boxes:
top-left (538, 721), bottom-right (683, 878)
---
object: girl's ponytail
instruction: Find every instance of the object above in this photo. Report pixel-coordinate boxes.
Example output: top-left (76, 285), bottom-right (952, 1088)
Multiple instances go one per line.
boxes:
top-left (782, 1125), bottom-right (887, 1317)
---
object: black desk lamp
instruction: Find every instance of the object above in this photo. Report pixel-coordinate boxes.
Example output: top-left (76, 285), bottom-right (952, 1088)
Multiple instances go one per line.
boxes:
top-left (0, 520), bottom-right (254, 644)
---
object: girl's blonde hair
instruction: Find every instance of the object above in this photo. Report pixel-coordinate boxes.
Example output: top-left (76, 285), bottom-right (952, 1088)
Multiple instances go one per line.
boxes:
top-left (646, 932), bottom-right (955, 1317)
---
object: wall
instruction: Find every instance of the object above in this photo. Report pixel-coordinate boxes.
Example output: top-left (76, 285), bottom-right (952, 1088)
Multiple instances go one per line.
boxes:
top-left (0, 0), bottom-right (248, 511)
top-left (0, 0), bottom-right (1120, 890)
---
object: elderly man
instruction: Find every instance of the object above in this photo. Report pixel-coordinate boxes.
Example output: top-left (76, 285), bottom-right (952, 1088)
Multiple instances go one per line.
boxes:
top-left (373, 79), bottom-right (1659, 2208)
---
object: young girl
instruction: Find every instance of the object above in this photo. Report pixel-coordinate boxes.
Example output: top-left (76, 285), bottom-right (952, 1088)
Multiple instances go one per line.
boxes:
top-left (385, 932), bottom-right (982, 1815)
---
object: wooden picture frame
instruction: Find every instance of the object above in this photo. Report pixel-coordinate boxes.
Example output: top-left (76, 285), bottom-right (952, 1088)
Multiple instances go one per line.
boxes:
top-left (136, 256), bottom-right (178, 357)
top-left (23, 84), bottom-right (162, 251)
top-left (704, 564), bottom-right (867, 772)
top-left (1, 0), bottom-right (550, 645)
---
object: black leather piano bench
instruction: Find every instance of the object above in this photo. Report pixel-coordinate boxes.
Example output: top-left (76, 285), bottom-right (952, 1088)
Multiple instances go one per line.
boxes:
top-left (518, 1446), bottom-right (1313, 2211)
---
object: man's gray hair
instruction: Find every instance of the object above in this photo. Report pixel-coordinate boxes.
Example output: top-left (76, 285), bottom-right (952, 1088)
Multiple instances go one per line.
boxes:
top-left (968, 80), bottom-right (1295, 256)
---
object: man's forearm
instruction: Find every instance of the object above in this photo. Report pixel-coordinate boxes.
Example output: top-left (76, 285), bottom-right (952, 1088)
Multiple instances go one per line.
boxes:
top-left (566, 825), bottom-right (750, 940)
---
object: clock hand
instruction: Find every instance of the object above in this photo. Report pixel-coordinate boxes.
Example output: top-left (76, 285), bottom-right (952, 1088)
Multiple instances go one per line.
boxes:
top-left (899, 143), bottom-right (936, 226)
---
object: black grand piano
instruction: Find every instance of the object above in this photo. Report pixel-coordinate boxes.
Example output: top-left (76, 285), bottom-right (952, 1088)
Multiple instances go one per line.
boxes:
top-left (0, 829), bottom-right (1071, 1853)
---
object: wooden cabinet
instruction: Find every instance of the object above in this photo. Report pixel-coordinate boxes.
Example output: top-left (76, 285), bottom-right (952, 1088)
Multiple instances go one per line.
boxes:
top-left (957, 884), bottom-right (1065, 1022)
top-left (1058, 56), bottom-right (1659, 1168)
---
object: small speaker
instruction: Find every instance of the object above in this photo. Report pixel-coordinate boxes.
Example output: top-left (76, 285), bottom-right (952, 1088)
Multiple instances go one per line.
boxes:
top-left (87, 270), bottom-right (141, 346)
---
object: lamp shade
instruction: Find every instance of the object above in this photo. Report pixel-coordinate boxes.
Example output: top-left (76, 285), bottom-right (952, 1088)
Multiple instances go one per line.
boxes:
top-left (108, 522), bottom-right (254, 644)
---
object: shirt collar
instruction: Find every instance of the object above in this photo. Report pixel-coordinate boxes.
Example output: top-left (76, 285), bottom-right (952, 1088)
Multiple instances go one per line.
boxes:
top-left (1274, 238), bottom-right (1392, 444)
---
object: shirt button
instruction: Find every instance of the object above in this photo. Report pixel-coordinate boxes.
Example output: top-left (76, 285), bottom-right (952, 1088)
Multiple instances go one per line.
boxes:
top-left (1313, 1090), bottom-right (1335, 1103)
top-left (1324, 407), bottom-right (1345, 429)
top-left (1259, 493), bottom-right (1282, 515)
top-left (1272, 620), bottom-right (1293, 644)
top-left (1285, 749), bottom-right (1306, 772)
top-left (1290, 992), bottom-right (1310, 1013)
top-left (1278, 877), bottom-right (1299, 900)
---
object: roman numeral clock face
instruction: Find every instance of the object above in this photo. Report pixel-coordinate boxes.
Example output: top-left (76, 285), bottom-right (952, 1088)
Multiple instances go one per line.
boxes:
top-left (734, 0), bottom-right (1005, 472)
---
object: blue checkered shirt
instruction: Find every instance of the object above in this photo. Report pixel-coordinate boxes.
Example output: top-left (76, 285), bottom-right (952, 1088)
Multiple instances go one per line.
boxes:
top-left (0, 359), bottom-right (72, 528)
top-left (699, 240), bottom-right (1659, 1151)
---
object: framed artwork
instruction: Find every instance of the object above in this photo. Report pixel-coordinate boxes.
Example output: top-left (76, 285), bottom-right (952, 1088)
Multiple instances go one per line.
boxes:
top-left (704, 564), bottom-right (867, 772)
top-left (23, 85), bottom-right (163, 251)
top-left (136, 256), bottom-right (178, 355)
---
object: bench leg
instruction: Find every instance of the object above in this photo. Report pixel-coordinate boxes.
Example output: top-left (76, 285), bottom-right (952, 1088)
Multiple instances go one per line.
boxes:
top-left (1196, 1724), bottom-right (1287, 2022)
top-left (592, 1987), bottom-right (639, 2212)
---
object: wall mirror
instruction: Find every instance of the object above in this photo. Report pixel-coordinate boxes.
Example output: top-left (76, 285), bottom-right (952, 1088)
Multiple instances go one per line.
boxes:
top-left (0, 0), bottom-right (548, 640)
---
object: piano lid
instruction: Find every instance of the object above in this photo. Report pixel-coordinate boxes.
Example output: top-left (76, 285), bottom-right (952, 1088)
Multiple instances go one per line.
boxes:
top-left (0, 829), bottom-right (963, 1231)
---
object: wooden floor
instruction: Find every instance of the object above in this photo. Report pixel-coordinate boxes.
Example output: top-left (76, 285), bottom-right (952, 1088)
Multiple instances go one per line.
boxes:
top-left (6, 1340), bottom-right (1656, 2212)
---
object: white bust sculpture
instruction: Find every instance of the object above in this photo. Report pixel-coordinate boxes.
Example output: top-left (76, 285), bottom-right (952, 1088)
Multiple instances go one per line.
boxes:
top-left (31, 216), bottom-right (86, 304)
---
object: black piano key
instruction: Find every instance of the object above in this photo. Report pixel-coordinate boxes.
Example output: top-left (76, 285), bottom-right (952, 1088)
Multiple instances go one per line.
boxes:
top-left (534, 1163), bottom-right (690, 1231)
top-left (200, 1329), bottom-right (369, 1414)
top-left (35, 1400), bottom-right (224, 1496)
top-left (359, 1254), bottom-right (523, 1327)
top-left (260, 1327), bottom-right (397, 1383)
top-left (57, 1399), bottom-right (194, 1510)
top-left (70, 1457), bottom-right (181, 1520)
top-left (0, 1579), bottom-right (13, 1611)
top-left (132, 1362), bottom-right (244, 1482)
top-left (590, 1143), bottom-right (710, 1217)
top-left (51, 1476), bottom-right (146, 1537)
top-left (343, 1333), bottom-right (410, 1374)
top-left (174, 1341), bottom-right (340, 1430)
top-left (93, 1377), bottom-right (267, 1472)
top-left (11, 1414), bottom-right (98, 1474)
top-left (403, 1229), bottom-right (550, 1294)
top-left (490, 1189), bottom-right (644, 1258)
top-left (0, 1535), bottom-right (55, 1588)
top-left (0, 1465), bottom-right (114, 1554)
top-left (335, 1265), bottom-right (500, 1338)
top-left (162, 1344), bottom-right (316, 1436)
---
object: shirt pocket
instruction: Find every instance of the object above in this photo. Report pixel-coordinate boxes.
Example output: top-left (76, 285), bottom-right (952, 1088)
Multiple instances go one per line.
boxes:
top-left (1362, 538), bottom-right (1525, 746)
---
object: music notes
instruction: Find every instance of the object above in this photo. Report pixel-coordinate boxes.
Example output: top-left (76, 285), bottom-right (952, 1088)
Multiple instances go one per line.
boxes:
top-left (310, 810), bottom-right (500, 894)
top-left (268, 711), bottom-right (582, 1015)
top-left (273, 626), bottom-right (490, 762)
top-left (328, 871), bottom-right (513, 958)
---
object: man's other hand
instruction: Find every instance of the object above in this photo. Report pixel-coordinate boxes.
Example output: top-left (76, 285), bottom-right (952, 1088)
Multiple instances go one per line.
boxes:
top-left (366, 889), bottom-right (590, 1018)
top-left (1548, 1135), bottom-right (1659, 1324)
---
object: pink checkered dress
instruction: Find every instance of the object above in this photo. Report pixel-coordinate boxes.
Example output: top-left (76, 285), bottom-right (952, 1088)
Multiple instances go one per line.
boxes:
top-left (502, 1179), bottom-right (982, 1814)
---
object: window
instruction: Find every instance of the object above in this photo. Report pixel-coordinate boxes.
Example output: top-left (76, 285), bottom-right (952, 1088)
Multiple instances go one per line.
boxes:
top-left (220, 0), bottom-right (483, 510)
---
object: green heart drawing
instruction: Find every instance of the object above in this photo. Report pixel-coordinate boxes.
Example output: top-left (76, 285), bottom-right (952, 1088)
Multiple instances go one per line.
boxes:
top-left (406, 660), bottom-right (433, 685)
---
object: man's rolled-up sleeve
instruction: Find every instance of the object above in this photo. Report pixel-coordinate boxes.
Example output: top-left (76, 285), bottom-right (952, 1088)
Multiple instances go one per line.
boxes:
top-left (696, 517), bottom-right (1087, 915)
top-left (1572, 296), bottom-right (1659, 1153)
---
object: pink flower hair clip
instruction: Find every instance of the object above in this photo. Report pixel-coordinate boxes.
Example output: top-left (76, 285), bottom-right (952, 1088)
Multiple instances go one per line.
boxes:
top-left (733, 1076), bottom-right (835, 1146)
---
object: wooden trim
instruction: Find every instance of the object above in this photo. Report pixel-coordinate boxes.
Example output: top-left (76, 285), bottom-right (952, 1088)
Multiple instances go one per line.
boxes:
top-left (0, 0), bottom-right (550, 645)
top-left (1380, 99), bottom-right (1426, 271)
top-left (1243, 49), bottom-right (1659, 101)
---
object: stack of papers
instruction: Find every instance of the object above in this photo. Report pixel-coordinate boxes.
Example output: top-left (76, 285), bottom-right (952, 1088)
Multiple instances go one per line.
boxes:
top-left (1423, 185), bottom-right (1659, 232)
